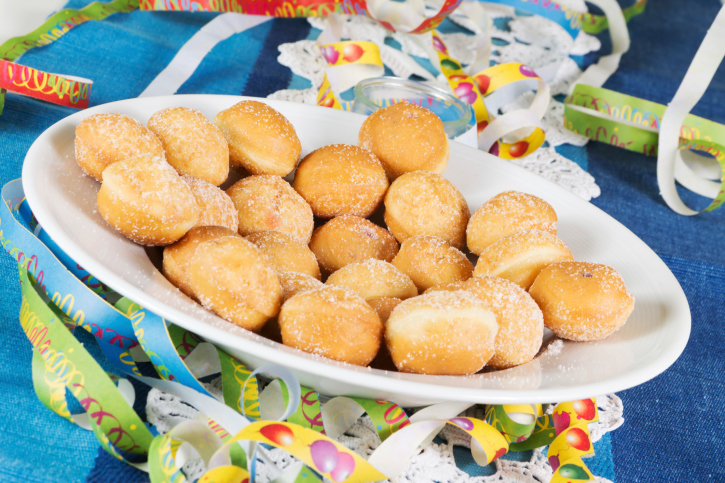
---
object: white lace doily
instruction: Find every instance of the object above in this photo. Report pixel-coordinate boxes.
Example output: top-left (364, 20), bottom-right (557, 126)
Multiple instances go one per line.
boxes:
top-left (146, 389), bottom-right (623, 483)
top-left (269, 8), bottom-right (601, 201)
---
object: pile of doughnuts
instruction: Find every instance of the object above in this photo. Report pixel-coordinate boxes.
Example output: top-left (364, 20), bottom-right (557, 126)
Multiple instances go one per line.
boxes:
top-left (75, 100), bottom-right (635, 376)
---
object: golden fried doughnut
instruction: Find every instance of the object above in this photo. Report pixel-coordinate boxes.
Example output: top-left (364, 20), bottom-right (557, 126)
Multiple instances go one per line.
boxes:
top-left (325, 259), bottom-right (417, 300)
top-left (214, 100), bottom-right (301, 176)
top-left (467, 191), bottom-right (557, 255)
top-left (367, 296), bottom-right (402, 323)
top-left (358, 102), bottom-right (449, 180)
top-left (464, 276), bottom-right (544, 369)
top-left (309, 215), bottom-right (399, 276)
top-left (473, 230), bottom-right (574, 289)
top-left (423, 281), bottom-right (467, 294)
top-left (529, 262), bottom-right (635, 341)
top-left (292, 144), bottom-right (388, 218)
top-left (384, 171), bottom-right (469, 249)
top-left (277, 271), bottom-right (324, 302)
top-left (163, 226), bottom-right (240, 299)
top-left (279, 285), bottom-right (383, 366)
top-left (97, 155), bottom-right (199, 246)
top-left (182, 175), bottom-right (238, 232)
top-left (392, 236), bottom-right (473, 292)
top-left (385, 291), bottom-right (498, 375)
top-left (186, 236), bottom-right (282, 331)
top-left (246, 231), bottom-right (321, 280)
top-left (226, 175), bottom-right (314, 244)
top-left (148, 107), bottom-right (229, 186)
top-left (75, 113), bottom-right (164, 181)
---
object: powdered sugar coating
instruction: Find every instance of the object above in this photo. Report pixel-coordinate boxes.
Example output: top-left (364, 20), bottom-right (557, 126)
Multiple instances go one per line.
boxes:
top-left (464, 276), bottom-right (544, 369)
top-left (97, 155), bottom-right (199, 246)
top-left (148, 107), bottom-right (229, 186)
top-left (214, 100), bottom-right (301, 176)
top-left (385, 290), bottom-right (498, 375)
top-left (467, 190), bottom-right (558, 255)
top-left (359, 101), bottom-right (449, 180)
top-left (384, 171), bottom-right (470, 249)
top-left (325, 259), bottom-right (417, 300)
top-left (75, 113), bottom-right (165, 181)
top-left (226, 175), bottom-right (314, 244)
top-left (186, 235), bottom-right (282, 331)
top-left (246, 231), bottom-right (321, 280)
top-left (392, 235), bottom-right (473, 292)
top-left (277, 271), bottom-right (324, 301)
top-left (309, 215), bottom-right (399, 275)
top-left (279, 285), bottom-right (383, 366)
top-left (529, 261), bottom-right (635, 341)
top-left (182, 175), bottom-right (238, 232)
top-left (293, 144), bottom-right (389, 218)
top-left (473, 229), bottom-right (573, 289)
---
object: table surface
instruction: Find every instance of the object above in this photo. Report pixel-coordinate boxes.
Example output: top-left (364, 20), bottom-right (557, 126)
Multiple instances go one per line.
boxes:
top-left (1, 1), bottom-right (724, 482)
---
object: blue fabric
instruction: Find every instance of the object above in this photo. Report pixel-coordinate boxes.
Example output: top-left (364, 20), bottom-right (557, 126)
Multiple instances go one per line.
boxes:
top-left (1, 0), bottom-right (724, 481)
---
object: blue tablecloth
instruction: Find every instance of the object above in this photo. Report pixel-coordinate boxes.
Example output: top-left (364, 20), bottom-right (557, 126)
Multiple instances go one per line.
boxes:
top-left (0, 1), bottom-right (724, 481)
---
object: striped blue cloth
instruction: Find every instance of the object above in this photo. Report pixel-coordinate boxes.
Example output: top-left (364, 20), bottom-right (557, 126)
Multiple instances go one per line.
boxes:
top-left (0, 1), bottom-right (723, 481)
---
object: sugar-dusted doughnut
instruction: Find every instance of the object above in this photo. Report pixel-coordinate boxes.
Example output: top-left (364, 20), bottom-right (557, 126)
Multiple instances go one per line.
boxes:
top-left (279, 285), bottom-right (383, 366)
top-left (367, 296), bottom-right (402, 323)
top-left (473, 230), bottom-right (573, 289)
top-left (75, 113), bottom-right (165, 181)
top-left (529, 261), bottom-right (634, 341)
top-left (467, 191), bottom-right (557, 255)
top-left (163, 226), bottom-right (240, 299)
top-left (309, 215), bottom-right (399, 276)
top-left (464, 276), bottom-right (544, 369)
top-left (186, 235), bottom-right (282, 331)
top-left (392, 236), bottom-right (473, 292)
top-left (214, 100), bottom-right (301, 176)
top-left (423, 281), bottom-right (466, 294)
top-left (97, 155), bottom-right (199, 246)
top-left (325, 259), bottom-right (417, 300)
top-left (384, 171), bottom-right (469, 249)
top-left (385, 291), bottom-right (498, 375)
top-left (358, 102), bottom-right (449, 180)
top-left (292, 144), bottom-right (389, 218)
top-left (246, 231), bottom-right (321, 280)
top-left (182, 175), bottom-right (238, 232)
top-left (277, 271), bottom-right (324, 302)
top-left (226, 175), bottom-right (314, 244)
top-left (148, 107), bottom-right (229, 186)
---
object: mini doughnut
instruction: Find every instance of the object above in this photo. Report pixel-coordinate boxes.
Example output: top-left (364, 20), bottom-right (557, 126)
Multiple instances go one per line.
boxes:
top-left (367, 297), bottom-right (402, 323)
top-left (423, 281), bottom-right (466, 294)
top-left (358, 102), bottom-right (449, 180)
top-left (226, 175), bottom-right (314, 244)
top-left (309, 215), bottom-right (399, 276)
top-left (148, 107), bottom-right (229, 186)
top-left (75, 113), bottom-right (164, 181)
top-left (182, 175), bottom-right (238, 232)
top-left (467, 191), bottom-right (557, 255)
top-left (473, 230), bottom-right (574, 290)
top-left (277, 271), bottom-right (324, 302)
top-left (293, 144), bottom-right (388, 218)
top-left (279, 286), bottom-right (383, 366)
top-left (529, 262), bottom-right (635, 341)
top-left (325, 259), bottom-right (417, 300)
top-left (385, 291), bottom-right (498, 375)
top-left (384, 171), bottom-right (469, 249)
top-left (392, 236), bottom-right (473, 292)
top-left (214, 100), bottom-right (301, 176)
top-left (163, 225), bottom-right (240, 299)
top-left (246, 231), bottom-right (321, 280)
top-left (186, 235), bottom-right (282, 331)
top-left (464, 276), bottom-right (544, 369)
top-left (97, 155), bottom-right (199, 246)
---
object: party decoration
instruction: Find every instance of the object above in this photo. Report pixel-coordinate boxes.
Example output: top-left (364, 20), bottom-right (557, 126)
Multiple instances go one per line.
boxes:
top-left (0, 60), bottom-right (92, 109)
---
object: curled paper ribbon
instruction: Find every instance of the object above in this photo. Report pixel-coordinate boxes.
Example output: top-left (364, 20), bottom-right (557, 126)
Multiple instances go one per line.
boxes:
top-left (0, 60), bottom-right (92, 109)
top-left (2, 179), bottom-right (604, 482)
